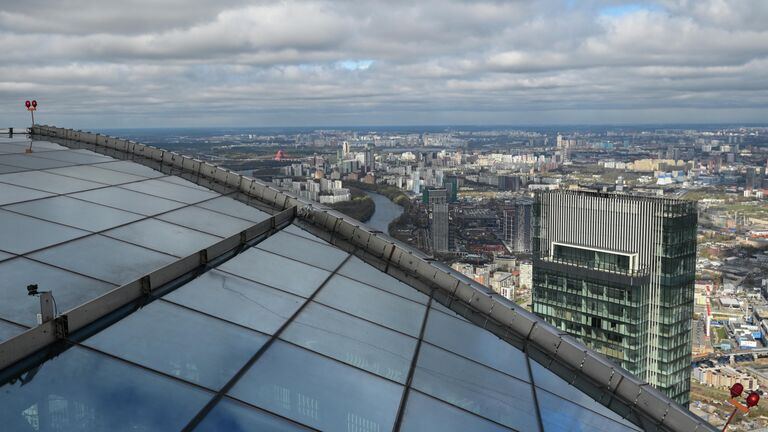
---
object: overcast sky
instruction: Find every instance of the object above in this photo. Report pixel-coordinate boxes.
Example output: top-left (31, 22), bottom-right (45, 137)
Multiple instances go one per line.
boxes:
top-left (1, 0), bottom-right (767, 128)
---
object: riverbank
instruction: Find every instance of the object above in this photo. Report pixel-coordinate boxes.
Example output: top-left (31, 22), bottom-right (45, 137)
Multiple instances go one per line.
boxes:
top-left (329, 187), bottom-right (374, 222)
top-left (364, 191), bottom-right (404, 232)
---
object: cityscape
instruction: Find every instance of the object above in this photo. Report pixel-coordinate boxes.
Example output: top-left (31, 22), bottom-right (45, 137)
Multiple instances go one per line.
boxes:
top-left (104, 123), bottom-right (768, 429)
top-left (1, 0), bottom-right (767, 431)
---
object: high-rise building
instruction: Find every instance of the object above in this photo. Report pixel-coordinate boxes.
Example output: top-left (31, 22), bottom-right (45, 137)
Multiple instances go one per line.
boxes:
top-left (532, 190), bottom-right (697, 405)
top-left (342, 140), bottom-right (350, 157)
top-left (503, 198), bottom-right (534, 253)
top-left (426, 188), bottom-right (449, 253)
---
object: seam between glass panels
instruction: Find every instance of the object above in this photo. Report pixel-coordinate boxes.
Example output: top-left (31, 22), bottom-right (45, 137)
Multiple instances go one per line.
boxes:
top-left (532, 383), bottom-right (642, 431)
top-left (218, 251), bottom-right (429, 307)
top-left (392, 295), bottom-right (433, 432)
top-left (524, 351), bottom-right (545, 432)
top-left (179, 253), bottom-right (353, 432)
top-left (405, 388), bottom-right (517, 432)
top-left (10, 191), bottom-right (230, 258)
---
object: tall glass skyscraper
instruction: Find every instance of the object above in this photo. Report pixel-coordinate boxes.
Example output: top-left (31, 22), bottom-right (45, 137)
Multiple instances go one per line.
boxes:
top-left (532, 190), bottom-right (697, 405)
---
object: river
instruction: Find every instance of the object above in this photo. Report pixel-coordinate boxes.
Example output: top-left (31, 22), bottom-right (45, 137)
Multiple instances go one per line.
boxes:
top-left (364, 191), bottom-right (404, 233)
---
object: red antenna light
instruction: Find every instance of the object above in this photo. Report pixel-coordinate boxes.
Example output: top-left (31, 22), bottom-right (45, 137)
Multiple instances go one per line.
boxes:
top-left (25, 100), bottom-right (30, 108)
top-left (747, 392), bottom-right (760, 408)
top-left (31, 100), bottom-right (37, 108)
top-left (730, 383), bottom-right (744, 398)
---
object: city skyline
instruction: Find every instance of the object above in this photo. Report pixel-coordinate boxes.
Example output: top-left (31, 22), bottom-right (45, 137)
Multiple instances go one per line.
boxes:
top-left (2, 0), bottom-right (767, 128)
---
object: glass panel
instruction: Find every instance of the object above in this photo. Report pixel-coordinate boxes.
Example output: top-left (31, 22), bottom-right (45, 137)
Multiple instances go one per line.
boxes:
top-left (164, 270), bottom-right (304, 335)
top-left (0, 257), bottom-right (116, 326)
top-left (70, 187), bottom-right (187, 216)
top-left (0, 171), bottom-right (104, 194)
top-left (157, 206), bottom-right (255, 237)
top-left (85, 301), bottom-right (267, 390)
top-left (0, 320), bottom-right (27, 343)
top-left (97, 160), bottom-right (166, 178)
top-left (0, 210), bottom-right (89, 254)
top-left (159, 175), bottom-right (216, 191)
top-left (219, 248), bottom-right (330, 298)
top-left (399, 390), bottom-right (511, 432)
top-left (0, 183), bottom-right (53, 206)
top-left (529, 361), bottom-right (641, 430)
top-left (31, 149), bottom-right (113, 164)
top-left (256, 232), bottom-right (348, 271)
top-left (196, 398), bottom-right (309, 432)
top-left (121, 178), bottom-right (219, 204)
top-left (314, 275), bottom-right (425, 337)
top-left (430, 301), bottom-right (469, 321)
top-left (0, 164), bottom-right (26, 174)
top-left (103, 218), bottom-right (221, 257)
top-left (24, 140), bottom-right (69, 150)
top-left (0, 154), bottom-right (73, 169)
top-left (537, 390), bottom-right (639, 432)
top-left (29, 235), bottom-right (177, 285)
top-left (0, 346), bottom-right (212, 432)
top-left (0, 251), bottom-right (14, 262)
top-left (411, 343), bottom-right (539, 431)
top-left (196, 196), bottom-right (270, 223)
top-left (46, 165), bottom-right (146, 185)
top-left (229, 341), bottom-right (403, 432)
top-left (283, 224), bottom-right (330, 244)
top-left (338, 256), bottom-right (428, 304)
top-left (281, 302), bottom-right (417, 384)
top-left (424, 309), bottom-right (529, 381)
top-left (4, 196), bottom-right (144, 232)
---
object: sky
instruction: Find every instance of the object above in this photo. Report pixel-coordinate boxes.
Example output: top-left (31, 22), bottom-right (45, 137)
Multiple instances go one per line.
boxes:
top-left (1, 0), bottom-right (767, 128)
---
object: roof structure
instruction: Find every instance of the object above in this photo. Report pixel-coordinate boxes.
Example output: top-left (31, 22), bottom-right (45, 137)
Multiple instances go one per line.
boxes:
top-left (0, 126), bottom-right (716, 431)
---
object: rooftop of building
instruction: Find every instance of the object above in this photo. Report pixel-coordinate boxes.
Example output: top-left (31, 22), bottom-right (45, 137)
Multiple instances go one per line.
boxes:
top-left (0, 125), bottom-right (716, 431)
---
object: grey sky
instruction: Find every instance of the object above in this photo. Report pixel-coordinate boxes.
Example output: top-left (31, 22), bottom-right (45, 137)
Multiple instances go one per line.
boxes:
top-left (1, 0), bottom-right (767, 128)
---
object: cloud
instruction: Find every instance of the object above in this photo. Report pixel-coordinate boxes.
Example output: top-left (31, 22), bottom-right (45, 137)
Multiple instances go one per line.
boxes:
top-left (0, 0), bottom-right (766, 127)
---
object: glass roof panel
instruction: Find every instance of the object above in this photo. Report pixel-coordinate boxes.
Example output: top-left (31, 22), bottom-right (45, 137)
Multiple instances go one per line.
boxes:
top-left (229, 341), bottom-right (403, 432)
top-left (0, 257), bottom-right (116, 326)
top-left (103, 218), bottom-right (222, 257)
top-left (195, 196), bottom-right (271, 223)
top-left (3, 196), bottom-right (144, 232)
top-left (313, 275), bottom-right (425, 337)
top-left (256, 231), bottom-right (348, 271)
top-left (529, 360), bottom-right (641, 430)
top-left (218, 248), bottom-right (331, 298)
top-left (0, 251), bottom-right (14, 262)
top-left (46, 165), bottom-right (146, 185)
top-left (70, 187), bottom-right (187, 216)
top-left (0, 164), bottom-right (26, 174)
top-left (399, 390), bottom-right (512, 432)
top-left (337, 256), bottom-right (429, 304)
top-left (0, 320), bottom-right (26, 344)
top-left (163, 270), bottom-right (304, 335)
top-left (411, 343), bottom-right (539, 431)
top-left (280, 302), bottom-right (417, 384)
top-left (537, 389), bottom-right (638, 432)
top-left (84, 301), bottom-right (267, 390)
top-left (195, 398), bottom-right (310, 432)
top-left (0, 154), bottom-right (73, 170)
top-left (30, 149), bottom-right (114, 164)
top-left (97, 160), bottom-right (166, 178)
top-left (28, 235), bottom-right (177, 285)
top-left (157, 206), bottom-right (255, 238)
top-left (0, 171), bottom-right (105, 194)
top-left (424, 309), bottom-right (529, 381)
top-left (120, 179), bottom-right (219, 204)
top-left (0, 346), bottom-right (212, 432)
top-left (0, 183), bottom-right (53, 206)
top-left (282, 224), bottom-right (329, 244)
top-left (0, 209), bottom-right (89, 254)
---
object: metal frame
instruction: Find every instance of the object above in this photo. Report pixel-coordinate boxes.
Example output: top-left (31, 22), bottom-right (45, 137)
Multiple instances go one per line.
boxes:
top-left (25, 125), bottom-right (716, 432)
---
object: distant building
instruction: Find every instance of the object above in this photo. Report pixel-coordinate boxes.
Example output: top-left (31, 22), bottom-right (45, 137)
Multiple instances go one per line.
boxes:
top-left (503, 198), bottom-right (533, 253)
top-left (532, 190), bottom-right (697, 405)
top-left (426, 188), bottom-right (449, 253)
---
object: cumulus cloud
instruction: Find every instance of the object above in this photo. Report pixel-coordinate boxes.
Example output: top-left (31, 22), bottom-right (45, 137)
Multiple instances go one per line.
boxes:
top-left (0, 0), bottom-right (766, 127)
